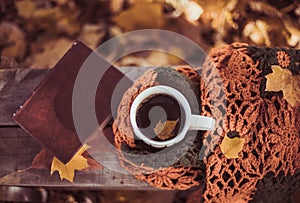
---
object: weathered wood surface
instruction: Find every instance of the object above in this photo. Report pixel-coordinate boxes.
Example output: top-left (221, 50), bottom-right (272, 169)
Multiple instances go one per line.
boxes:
top-left (1, 68), bottom-right (299, 201)
top-left (0, 69), bottom-right (49, 126)
top-left (0, 68), bottom-right (153, 188)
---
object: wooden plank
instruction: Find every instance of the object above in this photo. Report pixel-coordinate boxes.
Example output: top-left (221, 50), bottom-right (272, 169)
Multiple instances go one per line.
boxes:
top-left (0, 69), bottom-right (49, 126)
top-left (0, 127), bottom-right (151, 188)
top-left (0, 168), bottom-right (150, 189)
top-left (0, 128), bottom-right (42, 178)
top-left (0, 67), bottom-right (158, 188)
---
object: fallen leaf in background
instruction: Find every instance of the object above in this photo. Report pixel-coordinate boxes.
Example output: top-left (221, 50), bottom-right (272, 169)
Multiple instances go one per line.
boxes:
top-left (110, 0), bottom-right (125, 13)
top-left (55, 1), bottom-right (82, 36)
top-left (114, 1), bottom-right (164, 32)
top-left (30, 38), bottom-right (73, 68)
top-left (243, 20), bottom-right (271, 46)
top-left (0, 56), bottom-right (18, 69)
top-left (183, 1), bottom-right (203, 22)
top-left (16, 0), bottom-right (36, 19)
top-left (199, 0), bottom-right (236, 33)
top-left (283, 17), bottom-right (300, 48)
top-left (17, 0), bottom-right (81, 36)
top-left (220, 135), bottom-right (244, 158)
top-left (79, 24), bottom-right (106, 49)
top-left (166, 0), bottom-right (189, 17)
top-left (154, 119), bottom-right (179, 140)
top-left (116, 55), bottom-right (149, 67)
top-left (116, 50), bottom-right (185, 67)
top-left (265, 65), bottom-right (300, 106)
top-left (50, 144), bottom-right (90, 183)
top-left (0, 22), bottom-right (26, 60)
top-left (240, 1), bottom-right (297, 47)
top-left (147, 50), bottom-right (183, 66)
top-left (2, 0), bottom-right (300, 67)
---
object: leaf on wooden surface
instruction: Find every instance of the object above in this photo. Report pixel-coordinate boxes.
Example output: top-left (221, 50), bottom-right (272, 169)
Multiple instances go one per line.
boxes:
top-left (30, 147), bottom-right (103, 173)
top-left (114, 2), bottom-right (164, 32)
top-left (220, 135), bottom-right (244, 158)
top-left (50, 144), bottom-right (90, 183)
top-left (31, 148), bottom-right (53, 170)
top-left (82, 151), bottom-right (104, 171)
top-left (154, 119), bottom-right (178, 140)
top-left (265, 65), bottom-right (300, 106)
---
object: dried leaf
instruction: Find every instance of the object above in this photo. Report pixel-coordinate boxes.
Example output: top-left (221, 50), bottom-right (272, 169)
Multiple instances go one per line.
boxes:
top-left (154, 119), bottom-right (178, 140)
top-left (114, 2), bottom-right (164, 32)
top-left (117, 51), bottom-right (184, 67)
top-left (282, 17), bottom-right (300, 48)
top-left (30, 147), bottom-right (103, 172)
top-left (0, 22), bottom-right (26, 60)
top-left (110, 0), bottom-right (125, 13)
top-left (17, 1), bottom-right (81, 36)
top-left (82, 151), bottom-right (104, 171)
top-left (265, 65), bottom-right (300, 106)
top-left (30, 38), bottom-right (73, 68)
top-left (220, 135), bottom-right (244, 158)
top-left (50, 144), bottom-right (90, 182)
top-left (183, 1), bottom-right (203, 22)
top-left (31, 148), bottom-right (53, 170)
top-left (79, 24), bottom-right (105, 49)
top-left (243, 20), bottom-right (271, 46)
top-left (16, 0), bottom-right (36, 19)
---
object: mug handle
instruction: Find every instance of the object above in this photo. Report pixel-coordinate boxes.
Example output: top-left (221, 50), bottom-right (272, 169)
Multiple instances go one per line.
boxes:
top-left (189, 115), bottom-right (215, 131)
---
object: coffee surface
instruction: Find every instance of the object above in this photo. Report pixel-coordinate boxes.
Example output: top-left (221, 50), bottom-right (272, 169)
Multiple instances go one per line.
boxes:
top-left (136, 94), bottom-right (183, 141)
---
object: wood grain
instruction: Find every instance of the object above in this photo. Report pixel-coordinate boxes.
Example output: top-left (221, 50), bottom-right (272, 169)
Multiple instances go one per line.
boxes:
top-left (0, 67), bottom-right (152, 188)
top-left (0, 126), bottom-right (151, 188)
top-left (0, 128), bottom-right (41, 178)
top-left (0, 69), bottom-right (49, 126)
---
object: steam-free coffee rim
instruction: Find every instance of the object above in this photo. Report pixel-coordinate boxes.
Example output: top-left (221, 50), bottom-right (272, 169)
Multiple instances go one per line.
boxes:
top-left (130, 85), bottom-right (189, 148)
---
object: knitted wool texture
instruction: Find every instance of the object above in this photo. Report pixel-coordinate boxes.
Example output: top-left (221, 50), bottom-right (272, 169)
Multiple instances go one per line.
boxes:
top-left (113, 43), bottom-right (300, 202)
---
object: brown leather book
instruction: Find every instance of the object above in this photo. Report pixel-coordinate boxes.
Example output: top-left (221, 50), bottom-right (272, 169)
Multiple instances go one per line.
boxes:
top-left (14, 41), bottom-right (133, 163)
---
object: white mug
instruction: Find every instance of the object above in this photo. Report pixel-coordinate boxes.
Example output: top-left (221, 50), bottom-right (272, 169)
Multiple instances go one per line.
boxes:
top-left (130, 85), bottom-right (215, 148)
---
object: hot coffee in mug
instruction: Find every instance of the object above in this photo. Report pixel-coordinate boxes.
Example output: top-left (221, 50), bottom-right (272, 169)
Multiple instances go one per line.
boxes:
top-left (136, 93), bottom-right (184, 141)
top-left (130, 85), bottom-right (215, 148)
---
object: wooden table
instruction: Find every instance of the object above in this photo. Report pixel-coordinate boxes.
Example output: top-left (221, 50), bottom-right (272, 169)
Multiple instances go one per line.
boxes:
top-left (0, 67), bottom-right (160, 189)
top-left (1, 68), bottom-right (299, 202)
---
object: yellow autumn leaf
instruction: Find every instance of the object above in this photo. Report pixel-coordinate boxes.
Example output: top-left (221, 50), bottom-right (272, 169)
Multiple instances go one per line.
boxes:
top-left (154, 119), bottom-right (178, 140)
top-left (50, 144), bottom-right (90, 182)
top-left (16, 0), bottom-right (36, 19)
top-left (220, 135), bottom-right (245, 159)
top-left (265, 65), bottom-right (300, 106)
top-left (114, 1), bottom-right (164, 32)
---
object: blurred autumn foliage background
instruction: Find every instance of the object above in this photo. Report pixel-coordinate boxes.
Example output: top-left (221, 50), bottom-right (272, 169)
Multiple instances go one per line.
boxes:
top-left (1, 0), bottom-right (300, 202)
top-left (1, 0), bottom-right (300, 69)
